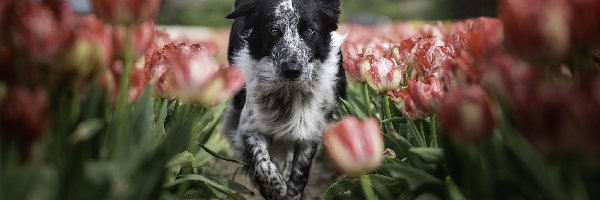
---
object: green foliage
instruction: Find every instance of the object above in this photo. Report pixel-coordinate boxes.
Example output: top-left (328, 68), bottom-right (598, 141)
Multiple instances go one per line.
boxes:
top-left (329, 81), bottom-right (599, 200)
top-left (0, 83), bottom-right (249, 200)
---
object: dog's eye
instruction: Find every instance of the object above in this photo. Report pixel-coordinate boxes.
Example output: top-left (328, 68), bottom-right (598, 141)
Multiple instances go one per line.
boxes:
top-left (269, 28), bottom-right (281, 36)
top-left (304, 28), bottom-right (315, 36)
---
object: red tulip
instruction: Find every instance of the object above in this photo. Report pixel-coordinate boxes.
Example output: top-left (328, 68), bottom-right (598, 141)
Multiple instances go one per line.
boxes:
top-left (569, 0), bottom-right (600, 47)
top-left (439, 85), bottom-right (496, 142)
top-left (5, 1), bottom-right (75, 63)
top-left (91, 0), bottom-right (161, 25)
top-left (0, 86), bottom-right (49, 143)
top-left (500, 0), bottom-right (571, 61)
top-left (323, 116), bottom-right (383, 177)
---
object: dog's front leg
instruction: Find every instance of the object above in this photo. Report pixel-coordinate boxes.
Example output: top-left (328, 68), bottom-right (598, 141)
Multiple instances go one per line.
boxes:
top-left (241, 131), bottom-right (287, 199)
top-left (285, 142), bottom-right (319, 199)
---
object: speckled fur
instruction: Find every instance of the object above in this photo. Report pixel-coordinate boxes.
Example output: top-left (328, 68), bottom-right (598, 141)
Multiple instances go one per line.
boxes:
top-left (223, 0), bottom-right (345, 199)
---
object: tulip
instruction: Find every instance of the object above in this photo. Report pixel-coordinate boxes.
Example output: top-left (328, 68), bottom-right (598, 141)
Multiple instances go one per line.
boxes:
top-left (439, 85), bottom-right (496, 142)
top-left (408, 77), bottom-right (444, 114)
top-left (5, 1), bottom-right (74, 63)
top-left (323, 116), bottom-right (383, 177)
top-left (361, 49), bottom-right (404, 93)
top-left (59, 15), bottom-right (113, 78)
top-left (101, 58), bottom-right (147, 102)
top-left (0, 86), bottom-right (49, 144)
top-left (113, 21), bottom-right (156, 61)
top-left (164, 44), bottom-right (244, 106)
top-left (387, 88), bottom-right (427, 120)
top-left (145, 43), bottom-right (244, 106)
top-left (500, 0), bottom-right (571, 61)
top-left (342, 51), bottom-right (366, 82)
top-left (569, 0), bottom-right (600, 47)
top-left (91, 0), bottom-right (161, 25)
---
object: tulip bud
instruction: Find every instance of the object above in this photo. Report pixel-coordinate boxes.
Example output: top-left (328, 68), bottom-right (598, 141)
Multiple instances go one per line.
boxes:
top-left (439, 85), bottom-right (496, 142)
top-left (361, 49), bottom-right (404, 93)
top-left (91, 0), bottom-right (161, 25)
top-left (59, 15), bottom-right (113, 78)
top-left (323, 116), bottom-right (384, 177)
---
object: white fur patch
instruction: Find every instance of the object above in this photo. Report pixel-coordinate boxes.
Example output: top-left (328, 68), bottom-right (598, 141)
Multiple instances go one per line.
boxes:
top-left (275, 0), bottom-right (294, 15)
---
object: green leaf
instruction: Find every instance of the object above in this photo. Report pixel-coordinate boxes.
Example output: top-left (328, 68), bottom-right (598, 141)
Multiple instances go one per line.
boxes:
top-left (383, 134), bottom-right (407, 159)
top-left (324, 179), bottom-right (365, 200)
top-left (164, 174), bottom-right (246, 198)
top-left (381, 163), bottom-right (442, 191)
top-left (198, 144), bottom-right (245, 165)
top-left (408, 148), bottom-right (444, 163)
top-left (381, 117), bottom-right (407, 123)
top-left (370, 174), bottom-right (404, 199)
top-left (339, 98), bottom-right (359, 117)
top-left (70, 119), bottom-right (104, 144)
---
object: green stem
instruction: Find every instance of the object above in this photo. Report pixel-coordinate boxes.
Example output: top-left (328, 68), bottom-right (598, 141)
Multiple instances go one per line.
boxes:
top-left (430, 115), bottom-right (438, 147)
top-left (384, 95), bottom-right (394, 133)
top-left (360, 174), bottom-right (378, 200)
top-left (407, 120), bottom-right (426, 147)
top-left (364, 83), bottom-right (372, 118)
top-left (380, 95), bottom-right (389, 134)
top-left (110, 25), bottom-right (134, 159)
top-left (418, 121), bottom-right (427, 147)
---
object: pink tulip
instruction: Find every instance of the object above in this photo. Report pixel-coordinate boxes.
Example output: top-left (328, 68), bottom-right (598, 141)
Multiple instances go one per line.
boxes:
top-left (91, 0), bottom-right (161, 25)
top-left (323, 116), bottom-right (384, 177)
top-left (145, 43), bottom-right (244, 106)
top-left (387, 88), bottom-right (427, 120)
top-left (408, 77), bottom-right (444, 114)
top-left (342, 51), bottom-right (366, 82)
top-left (360, 49), bottom-right (405, 93)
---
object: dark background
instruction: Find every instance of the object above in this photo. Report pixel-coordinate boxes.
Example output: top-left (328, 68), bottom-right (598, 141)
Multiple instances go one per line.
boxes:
top-left (69, 0), bottom-right (497, 27)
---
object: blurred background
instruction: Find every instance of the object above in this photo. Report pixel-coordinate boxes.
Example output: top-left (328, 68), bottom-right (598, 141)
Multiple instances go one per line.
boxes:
top-left (70, 0), bottom-right (497, 27)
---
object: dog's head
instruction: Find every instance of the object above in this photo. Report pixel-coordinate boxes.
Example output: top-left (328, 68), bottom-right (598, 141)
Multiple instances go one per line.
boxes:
top-left (227, 0), bottom-right (342, 85)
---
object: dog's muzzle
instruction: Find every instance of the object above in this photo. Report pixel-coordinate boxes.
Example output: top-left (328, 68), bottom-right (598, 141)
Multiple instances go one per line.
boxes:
top-left (281, 61), bottom-right (302, 80)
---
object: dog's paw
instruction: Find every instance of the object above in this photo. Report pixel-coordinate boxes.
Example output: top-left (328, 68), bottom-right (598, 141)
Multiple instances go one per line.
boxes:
top-left (261, 176), bottom-right (287, 199)
top-left (253, 161), bottom-right (287, 199)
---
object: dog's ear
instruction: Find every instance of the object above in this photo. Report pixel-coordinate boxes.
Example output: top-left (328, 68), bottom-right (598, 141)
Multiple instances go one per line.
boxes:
top-left (226, 2), bottom-right (257, 19)
top-left (318, 0), bottom-right (342, 29)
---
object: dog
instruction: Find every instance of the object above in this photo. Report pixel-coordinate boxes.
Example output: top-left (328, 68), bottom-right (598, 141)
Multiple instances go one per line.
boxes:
top-left (222, 0), bottom-right (346, 199)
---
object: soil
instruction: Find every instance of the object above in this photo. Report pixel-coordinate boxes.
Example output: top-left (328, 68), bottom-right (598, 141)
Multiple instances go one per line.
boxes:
top-left (209, 151), bottom-right (342, 200)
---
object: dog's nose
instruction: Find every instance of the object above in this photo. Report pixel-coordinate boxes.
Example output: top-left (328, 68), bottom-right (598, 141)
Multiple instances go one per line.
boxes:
top-left (283, 68), bottom-right (302, 79)
top-left (281, 62), bottom-right (302, 79)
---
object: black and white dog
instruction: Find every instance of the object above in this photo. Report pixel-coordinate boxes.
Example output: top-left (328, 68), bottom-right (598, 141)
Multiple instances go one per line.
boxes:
top-left (223, 0), bottom-right (346, 199)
